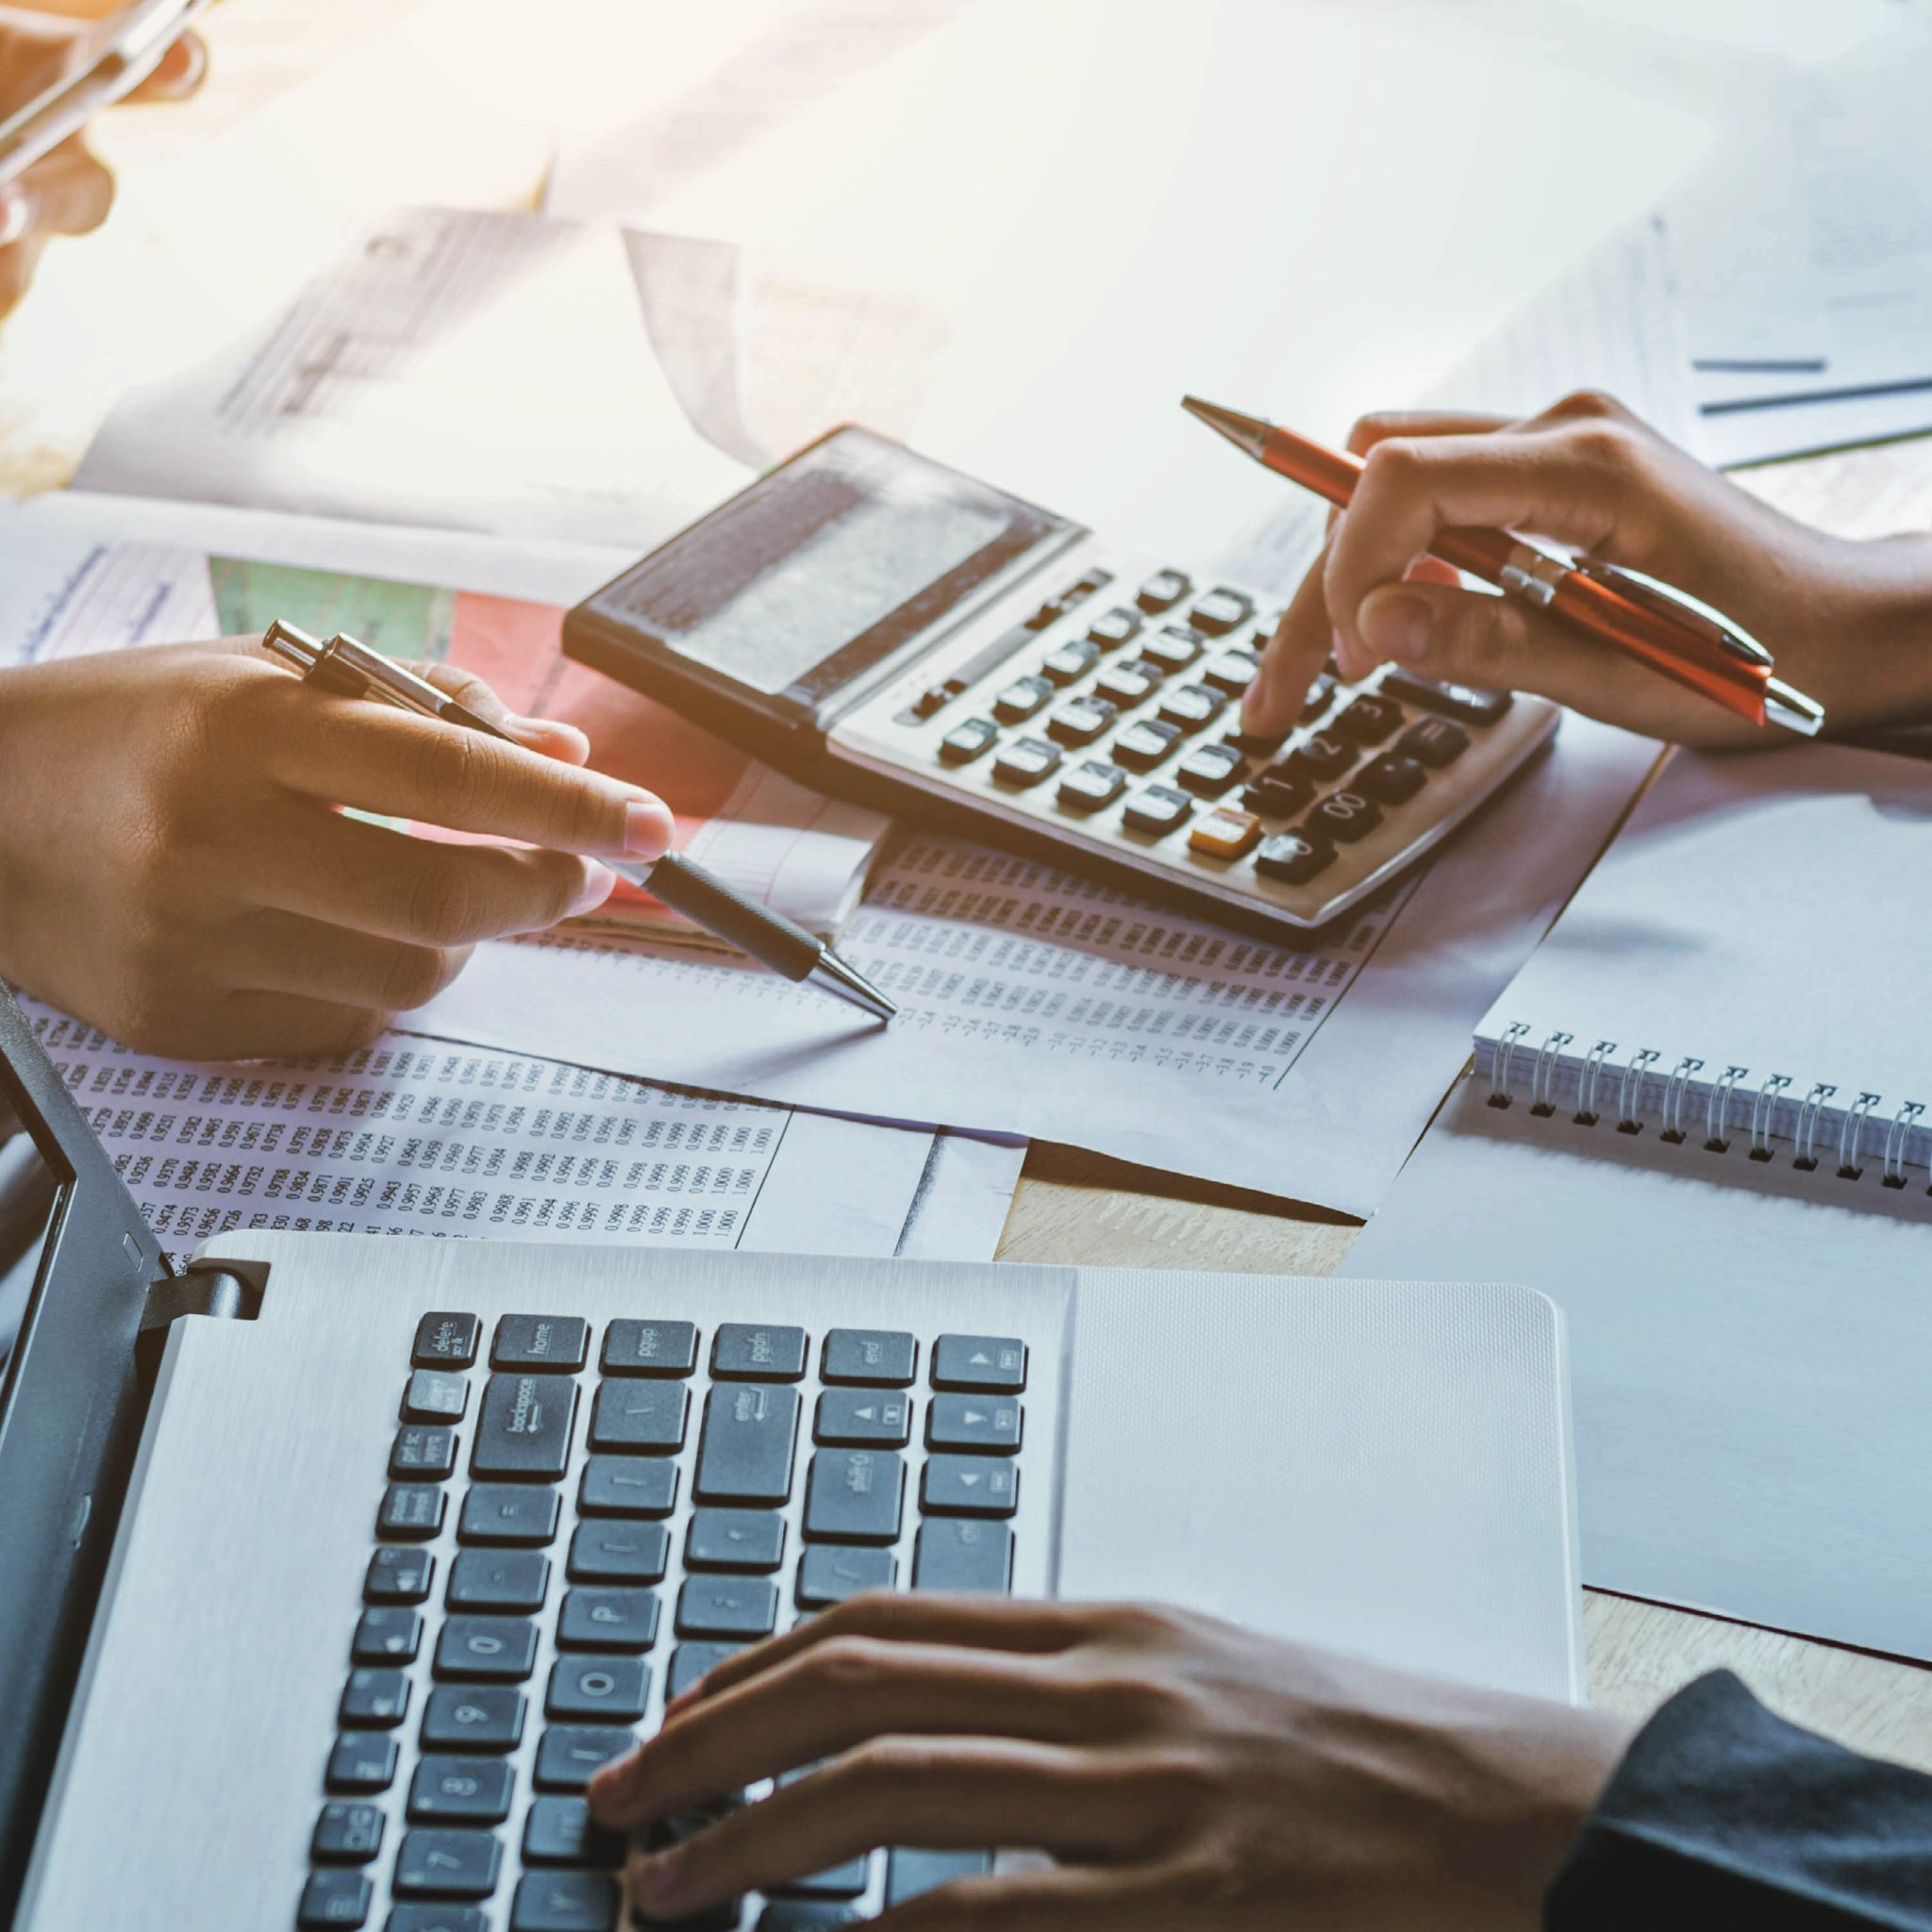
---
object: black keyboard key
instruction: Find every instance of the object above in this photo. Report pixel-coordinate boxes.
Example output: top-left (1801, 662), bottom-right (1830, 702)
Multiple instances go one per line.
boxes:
top-left (814, 1387), bottom-right (912, 1448)
top-left (511, 1870), bottom-right (621, 1931)
top-left (887, 1848), bottom-right (991, 1904)
top-left (1136, 568), bottom-right (1191, 613)
top-left (1255, 830), bottom-right (1336, 885)
top-left (1306, 789), bottom-right (1383, 842)
top-left (1200, 648), bottom-right (1261, 694)
top-left (536, 1726), bottom-right (635, 1793)
top-left (391, 1426), bottom-right (458, 1481)
top-left (921, 1456), bottom-right (1019, 1518)
top-left (796, 1545), bottom-right (897, 1608)
top-left (668, 1641), bottom-right (743, 1699)
top-left (473, 1374), bottom-right (578, 1482)
top-left (491, 1315), bottom-right (589, 1372)
top-left (1190, 587), bottom-right (1253, 635)
top-left (341, 1669), bottom-right (411, 1729)
top-left (392, 1828), bottom-right (502, 1900)
top-left (459, 1484), bottom-right (561, 1547)
top-left (327, 1732), bottom-right (399, 1793)
top-left (938, 718), bottom-right (997, 766)
top-left (991, 675), bottom-right (1051, 724)
top-left (758, 1907), bottom-right (864, 1931)
top-left (774, 1857), bottom-right (871, 1901)
top-left (448, 1549), bottom-right (550, 1614)
top-left (926, 1392), bottom-right (1023, 1454)
top-left (1093, 659), bottom-right (1159, 708)
top-left (404, 1369), bottom-right (470, 1423)
top-left (1283, 730), bottom-right (1354, 782)
top-left (523, 1794), bottom-right (623, 1867)
top-left (675, 1576), bottom-right (779, 1640)
top-left (353, 1607), bottom-right (423, 1663)
top-left (1379, 669), bottom-right (1512, 725)
top-left (694, 1383), bottom-right (800, 1506)
top-left (1141, 625), bottom-right (1203, 675)
top-left (558, 1588), bottom-right (660, 1654)
top-left (1088, 606), bottom-right (1141, 649)
top-left (711, 1324), bottom-right (808, 1381)
top-left (687, 1507), bottom-right (787, 1572)
top-left (991, 734), bottom-right (1059, 788)
top-left (1174, 742), bottom-right (1247, 797)
top-left (409, 1757), bottom-right (514, 1824)
top-left (413, 1312), bottom-right (480, 1369)
top-left (822, 1328), bottom-right (916, 1386)
top-left (932, 1335), bottom-right (1027, 1392)
top-left (601, 1319), bottom-right (699, 1377)
top-left (569, 1520), bottom-right (671, 1584)
top-left (547, 1654), bottom-right (651, 1722)
top-left (1333, 693), bottom-right (1404, 743)
top-left (1041, 638), bottom-right (1098, 684)
top-left (422, 1685), bottom-right (526, 1754)
top-left (378, 1484), bottom-right (446, 1541)
top-left (1122, 784), bottom-right (1192, 836)
top-left (588, 1380), bottom-right (688, 1454)
top-left (634, 1903), bottom-right (740, 1931)
top-left (1395, 715), bottom-right (1470, 767)
top-left (1112, 720), bottom-right (1182, 773)
top-left (297, 1868), bottom-right (373, 1926)
top-left (1241, 769), bottom-right (1313, 819)
top-left (1045, 696), bottom-right (1116, 747)
top-left (578, 1456), bottom-right (678, 1519)
top-left (365, 1546), bottom-right (435, 1605)
top-left (804, 1450), bottom-right (905, 1544)
top-left (312, 1801), bottom-right (386, 1864)
top-left (1355, 753), bottom-right (1426, 804)
top-left (1057, 759), bottom-right (1126, 813)
top-left (435, 1616), bottom-right (539, 1682)
top-left (1157, 682), bottom-right (1227, 732)
top-left (388, 1907), bottom-right (487, 1932)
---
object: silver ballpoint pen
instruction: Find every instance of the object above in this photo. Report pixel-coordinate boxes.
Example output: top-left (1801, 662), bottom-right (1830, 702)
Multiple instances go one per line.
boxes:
top-left (260, 620), bottom-right (896, 1023)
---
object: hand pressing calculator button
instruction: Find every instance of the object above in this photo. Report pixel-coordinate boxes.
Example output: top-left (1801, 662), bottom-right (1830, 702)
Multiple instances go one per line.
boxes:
top-left (1201, 649), bottom-right (1260, 694)
top-left (993, 737), bottom-right (1061, 787)
top-left (1333, 693), bottom-right (1404, 742)
top-left (1136, 568), bottom-right (1191, 613)
top-left (1088, 608), bottom-right (1142, 649)
top-left (939, 718), bottom-right (997, 765)
top-left (1157, 682), bottom-right (1227, 732)
top-left (1046, 696), bottom-right (1117, 746)
top-left (1378, 670), bottom-right (1512, 725)
top-left (1141, 625), bottom-right (1205, 675)
top-left (1306, 790), bottom-right (1383, 842)
top-left (1113, 719), bottom-right (1182, 772)
top-left (1174, 743), bottom-right (1246, 797)
top-left (1255, 830), bottom-right (1335, 884)
top-left (1189, 588), bottom-right (1253, 635)
top-left (1355, 753), bottom-right (1427, 804)
top-left (1188, 807), bottom-right (1262, 860)
top-left (993, 676), bottom-right (1053, 724)
top-left (1124, 785), bottom-right (1192, 835)
top-left (1058, 761), bottom-right (1127, 814)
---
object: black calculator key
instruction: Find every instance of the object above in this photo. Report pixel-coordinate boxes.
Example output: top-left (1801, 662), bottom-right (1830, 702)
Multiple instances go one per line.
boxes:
top-left (1057, 760), bottom-right (1126, 813)
top-left (822, 1328), bottom-right (916, 1386)
top-left (413, 1312), bottom-right (480, 1369)
top-left (392, 1828), bottom-right (502, 1900)
top-left (1307, 789), bottom-right (1384, 842)
top-left (1123, 784), bottom-right (1193, 835)
top-left (991, 735), bottom-right (1060, 788)
top-left (804, 1450), bottom-right (906, 1543)
top-left (932, 1334), bottom-right (1027, 1391)
top-left (473, 1374), bottom-right (578, 1481)
top-left (536, 1726), bottom-right (636, 1793)
top-left (366, 1546), bottom-right (435, 1605)
top-left (1378, 669), bottom-right (1512, 725)
top-left (991, 675), bottom-right (1052, 724)
top-left (523, 1794), bottom-right (623, 1866)
top-left (569, 1520), bottom-right (671, 1584)
top-left (774, 1862), bottom-right (871, 1903)
top-left (460, 1484), bottom-right (561, 1546)
top-left (1093, 660), bottom-right (1159, 707)
top-left (1136, 568), bottom-right (1191, 613)
top-left (687, 1507), bottom-right (787, 1572)
top-left (422, 1685), bottom-right (526, 1754)
top-left (353, 1607), bottom-right (424, 1663)
top-left (1201, 648), bottom-right (1261, 694)
top-left (1255, 831), bottom-right (1336, 885)
top-left (814, 1387), bottom-right (913, 1447)
top-left (391, 1426), bottom-right (458, 1481)
top-left (1355, 753), bottom-right (1427, 804)
top-left (558, 1588), bottom-right (660, 1654)
top-left (1301, 672), bottom-right (1338, 723)
top-left (1223, 724), bottom-right (1289, 758)
top-left (759, 1907), bottom-right (864, 1931)
top-left (938, 718), bottom-right (997, 766)
top-left (927, 1391), bottom-right (1024, 1454)
top-left (547, 1655), bottom-right (651, 1722)
top-left (712, 1324), bottom-right (808, 1381)
top-left (379, 1484), bottom-right (446, 1541)
top-left (327, 1732), bottom-right (399, 1793)
top-left (341, 1669), bottom-right (411, 1729)
top-left (676, 1576), bottom-right (780, 1640)
top-left (298, 1868), bottom-right (373, 1926)
top-left (409, 1757), bottom-right (514, 1825)
top-left (921, 1455), bottom-right (1020, 1517)
top-left (389, 1907), bottom-right (487, 1932)
top-left (1395, 715), bottom-right (1470, 767)
top-left (589, 1380), bottom-right (687, 1454)
top-left (1333, 693), bottom-right (1404, 743)
top-left (313, 1803), bottom-right (386, 1863)
top-left (1241, 770), bottom-right (1313, 819)
top-left (1045, 697), bottom-right (1116, 747)
top-left (668, 1641), bottom-right (744, 1700)
top-left (448, 1549), bottom-right (550, 1614)
top-left (1283, 730), bottom-right (1354, 782)
top-left (436, 1616), bottom-right (539, 1682)
top-left (1113, 720), bottom-right (1182, 773)
top-left (887, 1849), bottom-right (991, 1905)
top-left (1189, 587), bottom-right (1253, 635)
top-left (601, 1319), bottom-right (698, 1377)
top-left (796, 1545), bottom-right (898, 1608)
top-left (511, 1871), bottom-right (621, 1931)
top-left (491, 1315), bottom-right (589, 1373)
top-left (1175, 743), bottom-right (1247, 797)
top-left (1041, 638), bottom-right (1098, 685)
top-left (578, 1455), bottom-right (678, 1518)
top-left (404, 1368), bottom-right (470, 1424)
top-left (695, 1383), bottom-right (801, 1506)
top-left (1088, 606), bottom-right (1141, 649)
top-left (1141, 625), bottom-right (1204, 675)
top-left (1157, 681), bottom-right (1227, 731)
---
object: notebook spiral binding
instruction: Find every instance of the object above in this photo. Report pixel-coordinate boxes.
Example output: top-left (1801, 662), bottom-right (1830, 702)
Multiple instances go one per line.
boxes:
top-left (1486, 1021), bottom-right (1932, 1191)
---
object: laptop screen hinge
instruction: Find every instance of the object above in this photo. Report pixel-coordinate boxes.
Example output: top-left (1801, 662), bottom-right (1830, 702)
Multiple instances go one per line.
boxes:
top-left (140, 1258), bottom-right (267, 1332)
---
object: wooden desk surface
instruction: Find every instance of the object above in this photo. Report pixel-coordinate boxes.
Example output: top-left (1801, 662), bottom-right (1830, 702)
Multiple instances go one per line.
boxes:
top-left (12, 0), bottom-right (1932, 1774)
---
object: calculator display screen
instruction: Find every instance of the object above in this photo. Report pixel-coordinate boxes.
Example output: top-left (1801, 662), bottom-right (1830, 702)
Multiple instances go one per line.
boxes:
top-left (606, 428), bottom-right (1067, 703)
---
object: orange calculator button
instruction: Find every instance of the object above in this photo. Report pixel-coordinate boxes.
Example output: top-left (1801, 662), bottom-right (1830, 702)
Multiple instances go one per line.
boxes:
top-left (1188, 807), bottom-right (1262, 860)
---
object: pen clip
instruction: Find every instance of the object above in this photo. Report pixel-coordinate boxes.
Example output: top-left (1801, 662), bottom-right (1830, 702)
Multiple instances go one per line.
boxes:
top-left (1569, 557), bottom-right (1774, 667)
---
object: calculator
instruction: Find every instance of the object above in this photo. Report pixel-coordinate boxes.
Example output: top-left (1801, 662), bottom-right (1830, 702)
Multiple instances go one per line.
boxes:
top-left (564, 426), bottom-right (1560, 935)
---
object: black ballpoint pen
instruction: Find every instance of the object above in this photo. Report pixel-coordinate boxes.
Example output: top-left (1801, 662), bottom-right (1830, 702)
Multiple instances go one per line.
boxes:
top-left (260, 620), bottom-right (896, 1022)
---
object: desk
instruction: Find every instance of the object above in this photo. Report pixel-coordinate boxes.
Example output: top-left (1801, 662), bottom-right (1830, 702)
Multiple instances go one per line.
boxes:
top-left (13, 0), bottom-right (1932, 1775)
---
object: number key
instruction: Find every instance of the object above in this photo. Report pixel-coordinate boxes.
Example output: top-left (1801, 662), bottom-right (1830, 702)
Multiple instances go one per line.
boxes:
top-left (1306, 790), bottom-right (1383, 842)
top-left (421, 1684), bottom-right (526, 1753)
top-left (408, 1756), bottom-right (514, 1824)
top-left (992, 675), bottom-right (1052, 723)
top-left (938, 717), bottom-right (997, 766)
top-left (392, 1828), bottom-right (502, 1900)
top-left (1332, 693), bottom-right (1404, 742)
top-left (1354, 753), bottom-right (1426, 805)
top-left (991, 736), bottom-right (1060, 788)
top-left (1255, 830), bottom-right (1336, 885)
top-left (1057, 760), bottom-right (1126, 814)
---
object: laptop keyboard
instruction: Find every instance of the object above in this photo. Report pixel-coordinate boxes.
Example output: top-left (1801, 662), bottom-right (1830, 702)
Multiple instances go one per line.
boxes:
top-left (299, 1312), bottom-right (1032, 1930)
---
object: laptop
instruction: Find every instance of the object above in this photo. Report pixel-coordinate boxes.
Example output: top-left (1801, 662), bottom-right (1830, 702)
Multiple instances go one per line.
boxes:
top-left (0, 982), bottom-right (1582, 1932)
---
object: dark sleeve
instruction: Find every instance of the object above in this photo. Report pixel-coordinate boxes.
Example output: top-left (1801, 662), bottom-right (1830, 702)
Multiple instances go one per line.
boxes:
top-left (1546, 1670), bottom-right (1932, 1930)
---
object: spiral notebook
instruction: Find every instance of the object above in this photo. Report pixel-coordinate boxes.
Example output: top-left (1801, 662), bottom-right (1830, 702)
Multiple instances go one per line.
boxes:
top-left (1347, 738), bottom-right (1932, 1660)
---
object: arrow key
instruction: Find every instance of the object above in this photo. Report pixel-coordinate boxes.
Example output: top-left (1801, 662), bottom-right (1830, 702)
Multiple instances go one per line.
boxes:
top-left (931, 1335), bottom-right (1027, 1393)
top-left (814, 1387), bottom-right (913, 1448)
top-left (921, 1455), bottom-right (1019, 1518)
top-left (926, 1392), bottom-right (1023, 1456)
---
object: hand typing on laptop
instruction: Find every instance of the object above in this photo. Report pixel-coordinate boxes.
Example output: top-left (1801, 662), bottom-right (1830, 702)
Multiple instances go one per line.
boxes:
top-left (0, 637), bottom-right (675, 1058)
top-left (1243, 389), bottom-right (1932, 748)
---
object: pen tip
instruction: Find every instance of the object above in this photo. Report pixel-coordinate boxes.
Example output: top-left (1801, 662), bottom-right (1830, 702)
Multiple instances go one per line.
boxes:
top-left (1180, 395), bottom-right (1272, 457)
top-left (808, 952), bottom-right (897, 1023)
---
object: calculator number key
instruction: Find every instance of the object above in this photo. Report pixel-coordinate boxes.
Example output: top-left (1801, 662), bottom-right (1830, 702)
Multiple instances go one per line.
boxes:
top-left (1122, 785), bottom-right (1192, 837)
top-left (1088, 607), bottom-right (1142, 650)
top-left (1057, 761), bottom-right (1127, 815)
top-left (1241, 767), bottom-right (1313, 819)
top-left (1141, 625), bottom-right (1204, 675)
top-left (1174, 743), bottom-right (1246, 797)
top-left (1255, 830), bottom-right (1336, 885)
top-left (991, 736), bottom-right (1061, 789)
top-left (1136, 568), bottom-right (1191, 613)
top-left (1332, 693), bottom-right (1404, 743)
top-left (1157, 682), bottom-right (1227, 732)
top-left (1306, 790), bottom-right (1383, 842)
top-left (1094, 659), bottom-right (1161, 708)
top-left (1282, 730), bottom-right (1354, 782)
top-left (938, 717), bottom-right (998, 766)
top-left (1113, 720), bottom-right (1182, 773)
top-left (992, 675), bottom-right (1053, 724)
top-left (1041, 638), bottom-right (1099, 685)
top-left (1201, 649), bottom-right (1261, 695)
top-left (1045, 696), bottom-right (1117, 747)
top-left (1354, 754), bottom-right (1426, 805)
top-left (1189, 587), bottom-right (1254, 635)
